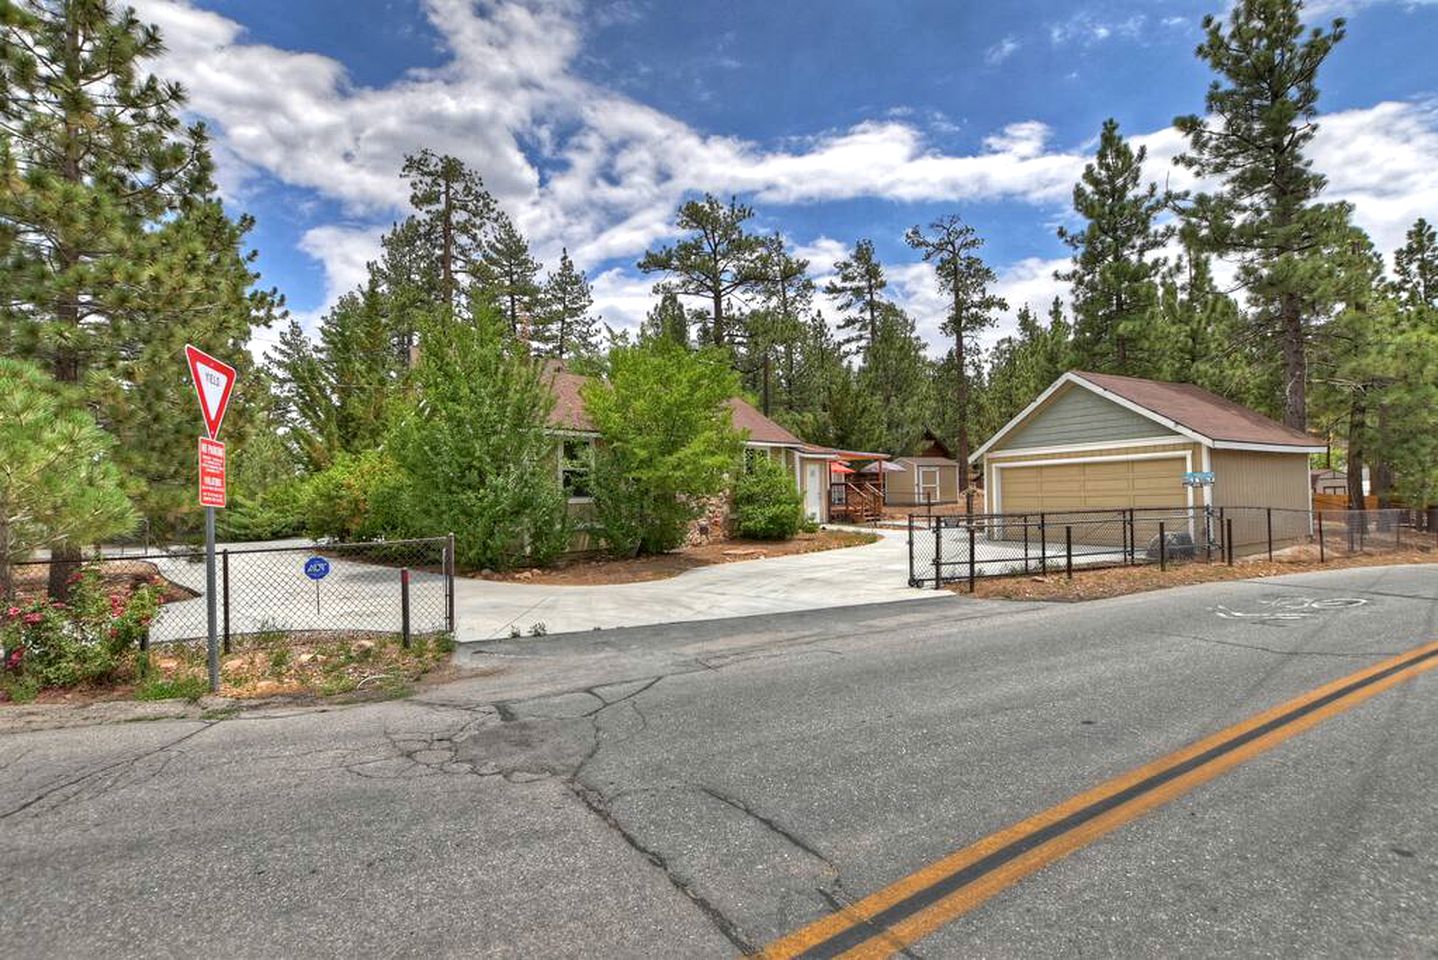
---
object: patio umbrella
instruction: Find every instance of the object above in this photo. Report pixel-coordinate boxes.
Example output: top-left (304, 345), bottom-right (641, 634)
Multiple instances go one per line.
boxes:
top-left (830, 463), bottom-right (856, 475)
top-left (859, 461), bottom-right (905, 474)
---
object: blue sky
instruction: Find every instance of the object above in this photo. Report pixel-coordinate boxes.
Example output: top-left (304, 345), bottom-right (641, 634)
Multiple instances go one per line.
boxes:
top-left (133, 0), bottom-right (1438, 356)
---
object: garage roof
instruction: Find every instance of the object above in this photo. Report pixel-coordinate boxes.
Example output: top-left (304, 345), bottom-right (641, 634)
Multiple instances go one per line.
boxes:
top-left (972, 371), bottom-right (1326, 460)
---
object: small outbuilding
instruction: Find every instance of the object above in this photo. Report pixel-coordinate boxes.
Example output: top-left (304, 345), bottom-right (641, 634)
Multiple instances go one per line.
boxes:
top-left (971, 371), bottom-right (1325, 550)
top-left (885, 430), bottom-right (965, 507)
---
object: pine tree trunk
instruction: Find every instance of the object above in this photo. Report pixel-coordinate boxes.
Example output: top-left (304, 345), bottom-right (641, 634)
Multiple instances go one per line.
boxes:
top-left (1280, 292), bottom-right (1306, 431)
top-left (1373, 404), bottom-right (1394, 511)
top-left (711, 287), bottom-right (724, 347)
top-left (762, 354), bottom-right (771, 416)
top-left (1346, 395), bottom-right (1366, 512)
top-left (955, 327), bottom-right (970, 480)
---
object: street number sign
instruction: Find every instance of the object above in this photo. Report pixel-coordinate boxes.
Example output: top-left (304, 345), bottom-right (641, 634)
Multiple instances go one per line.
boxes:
top-left (185, 344), bottom-right (237, 440)
top-left (1182, 471), bottom-right (1216, 488)
top-left (198, 437), bottom-right (226, 507)
top-left (304, 557), bottom-right (331, 581)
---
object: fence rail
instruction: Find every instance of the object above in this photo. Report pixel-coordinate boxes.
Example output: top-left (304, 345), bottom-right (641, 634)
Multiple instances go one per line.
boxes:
top-left (8, 537), bottom-right (455, 647)
top-left (908, 506), bottom-right (1432, 590)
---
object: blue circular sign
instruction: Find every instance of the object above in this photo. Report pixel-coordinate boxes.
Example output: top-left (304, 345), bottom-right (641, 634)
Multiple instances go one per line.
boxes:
top-left (304, 556), bottom-right (331, 581)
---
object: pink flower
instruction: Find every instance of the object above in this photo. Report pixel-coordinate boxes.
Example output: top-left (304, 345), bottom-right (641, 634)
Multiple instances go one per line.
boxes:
top-left (50, 601), bottom-right (66, 610)
top-left (23, 612), bottom-right (42, 625)
top-left (5, 648), bottom-right (22, 670)
top-left (5, 606), bottom-right (18, 619)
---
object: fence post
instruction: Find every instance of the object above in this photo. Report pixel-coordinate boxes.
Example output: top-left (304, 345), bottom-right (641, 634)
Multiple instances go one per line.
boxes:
top-left (1159, 521), bottom-right (1166, 572)
top-left (445, 532), bottom-right (456, 633)
top-left (1023, 515), bottom-right (1030, 574)
top-left (1205, 507), bottom-right (1213, 563)
top-left (907, 514), bottom-right (915, 585)
top-left (221, 548), bottom-right (231, 654)
top-left (1126, 508), bottom-right (1135, 564)
top-left (1065, 526), bottom-right (1073, 579)
top-left (1266, 508), bottom-right (1273, 562)
top-left (1226, 517), bottom-right (1235, 566)
top-left (968, 524), bottom-right (976, 594)
top-left (933, 518), bottom-right (943, 590)
top-left (1039, 512), bottom-right (1048, 575)
top-left (1317, 511), bottom-right (1326, 563)
top-left (1395, 515), bottom-right (1401, 552)
top-left (400, 568), bottom-right (412, 649)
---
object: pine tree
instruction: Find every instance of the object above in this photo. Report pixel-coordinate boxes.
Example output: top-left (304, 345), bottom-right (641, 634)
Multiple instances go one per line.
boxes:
top-left (857, 304), bottom-right (935, 454)
top-left (747, 233), bottom-right (813, 414)
top-left (0, 358), bottom-right (135, 597)
top-left (904, 215), bottom-right (1007, 472)
top-left (640, 291), bottom-right (692, 348)
top-left (637, 194), bottom-right (764, 349)
top-left (534, 248), bottom-right (598, 360)
top-left (1174, 0), bottom-right (1348, 430)
top-left (1393, 218), bottom-right (1438, 313)
top-left (0, 0), bottom-right (280, 589)
top-left (372, 216), bottom-right (442, 361)
top-left (400, 149), bottom-right (497, 312)
top-left (1057, 118), bottom-right (1172, 376)
top-left (478, 212), bottom-right (541, 339)
top-left (823, 239), bottom-right (889, 357)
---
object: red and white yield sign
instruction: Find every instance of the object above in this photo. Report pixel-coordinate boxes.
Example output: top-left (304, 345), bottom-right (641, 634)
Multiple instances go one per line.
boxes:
top-left (198, 437), bottom-right (227, 508)
top-left (185, 344), bottom-right (236, 440)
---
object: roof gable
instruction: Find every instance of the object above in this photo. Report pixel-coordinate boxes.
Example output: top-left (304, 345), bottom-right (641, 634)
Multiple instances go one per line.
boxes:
top-left (972, 371), bottom-right (1324, 461)
top-left (1000, 383), bottom-right (1175, 452)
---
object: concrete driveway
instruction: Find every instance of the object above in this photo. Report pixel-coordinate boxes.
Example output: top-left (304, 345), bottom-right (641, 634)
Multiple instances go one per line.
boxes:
top-left (454, 526), bottom-right (934, 640)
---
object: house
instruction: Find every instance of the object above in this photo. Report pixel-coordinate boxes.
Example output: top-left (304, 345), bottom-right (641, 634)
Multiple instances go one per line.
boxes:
top-left (543, 363), bottom-right (835, 550)
top-left (885, 430), bottom-right (965, 507)
top-left (971, 371), bottom-right (1325, 551)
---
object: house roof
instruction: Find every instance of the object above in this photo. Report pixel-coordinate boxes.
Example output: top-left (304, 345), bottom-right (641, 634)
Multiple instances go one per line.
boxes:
top-left (972, 370), bottom-right (1326, 461)
top-left (542, 360), bottom-right (806, 447)
top-left (897, 456), bottom-right (960, 467)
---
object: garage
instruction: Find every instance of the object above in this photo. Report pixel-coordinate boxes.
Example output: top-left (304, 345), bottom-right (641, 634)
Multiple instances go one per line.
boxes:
top-left (972, 371), bottom-right (1325, 550)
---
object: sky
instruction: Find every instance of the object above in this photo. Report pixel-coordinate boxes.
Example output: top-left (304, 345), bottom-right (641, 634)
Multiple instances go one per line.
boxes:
top-left (130, 0), bottom-right (1438, 359)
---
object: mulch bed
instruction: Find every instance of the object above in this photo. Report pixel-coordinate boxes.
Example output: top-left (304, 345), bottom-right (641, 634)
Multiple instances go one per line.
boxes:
top-left (10, 559), bottom-right (195, 605)
top-left (473, 529), bottom-right (880, 586)
top-left (954, 545), bottom-right (1438, 602)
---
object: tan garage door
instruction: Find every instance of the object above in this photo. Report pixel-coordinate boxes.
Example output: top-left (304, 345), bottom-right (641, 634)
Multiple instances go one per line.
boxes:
top-left (999, 456), bottom-right (1187, 514)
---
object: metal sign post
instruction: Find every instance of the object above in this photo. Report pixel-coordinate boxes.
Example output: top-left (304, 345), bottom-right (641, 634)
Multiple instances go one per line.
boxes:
top-left (186, 345), bottom-right (237, 694)
top-left (305, 556), bottom-right (331, 617)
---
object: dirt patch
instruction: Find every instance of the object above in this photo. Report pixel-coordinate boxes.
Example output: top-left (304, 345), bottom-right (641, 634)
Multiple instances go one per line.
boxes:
top-left (471, 529), bottom-right (880, 586)
top-left (9, 559), bottom-right (195, 605)
top-left (954, 546), bottom-right (1438, 602)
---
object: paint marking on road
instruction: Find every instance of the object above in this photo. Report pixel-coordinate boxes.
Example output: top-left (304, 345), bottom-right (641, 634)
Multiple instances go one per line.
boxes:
top-left (757, 639), bottom-right (1438, 960)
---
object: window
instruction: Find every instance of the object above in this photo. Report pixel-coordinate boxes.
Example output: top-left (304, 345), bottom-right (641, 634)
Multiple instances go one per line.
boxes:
top-left (560, 438), bottom-right (593, 500)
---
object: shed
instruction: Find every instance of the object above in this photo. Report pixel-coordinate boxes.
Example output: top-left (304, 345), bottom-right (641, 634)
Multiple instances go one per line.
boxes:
top-left (971, 371), bottom-right (1325, 551)
top-left (884, 430), bottom-right (965, 507)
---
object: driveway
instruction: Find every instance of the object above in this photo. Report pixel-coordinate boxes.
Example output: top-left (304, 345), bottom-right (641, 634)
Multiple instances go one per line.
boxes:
top-left (453, 526), bottom-right (934, 640)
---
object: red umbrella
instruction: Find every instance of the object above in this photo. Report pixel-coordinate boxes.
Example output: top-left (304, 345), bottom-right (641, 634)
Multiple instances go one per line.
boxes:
top-left (830, 463), bottom-right (856, 475)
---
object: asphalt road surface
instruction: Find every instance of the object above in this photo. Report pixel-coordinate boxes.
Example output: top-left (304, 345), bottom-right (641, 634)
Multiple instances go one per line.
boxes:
top-left (3, 564), bottom-right (1436, 958)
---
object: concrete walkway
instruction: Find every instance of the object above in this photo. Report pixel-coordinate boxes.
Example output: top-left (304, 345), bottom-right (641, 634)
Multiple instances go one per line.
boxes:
top-left (453, 526), bottom-right (934, 640)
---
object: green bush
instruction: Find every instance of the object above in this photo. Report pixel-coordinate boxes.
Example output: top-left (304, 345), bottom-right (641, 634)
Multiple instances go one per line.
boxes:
top-left (582, 339), bottom-right (744, 556)
top-left (219, 478), bottom-right (311, 541)
top-left (389, 308), bottom-right (569, 569)
top-left (299, 450), bottom-right (411, 543)
top-left (734, 456), bottom-right (805, 540)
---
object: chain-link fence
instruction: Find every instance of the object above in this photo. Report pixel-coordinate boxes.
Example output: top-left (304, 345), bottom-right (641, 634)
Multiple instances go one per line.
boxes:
top-left (908, 506), bottom-right (1437, 590)
top-left (9, 537), bottom-right (454, 647)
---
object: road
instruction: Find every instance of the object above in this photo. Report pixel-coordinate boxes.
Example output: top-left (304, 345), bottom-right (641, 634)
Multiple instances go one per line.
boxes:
top-left (2, 564), bottom-right (1436, 958)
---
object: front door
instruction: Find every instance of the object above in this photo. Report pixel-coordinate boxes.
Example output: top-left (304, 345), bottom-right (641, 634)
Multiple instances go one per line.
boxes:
top-left (804, 462), bottom-right (823, 520)
top-left (918, 467), bottom-right (940, 504)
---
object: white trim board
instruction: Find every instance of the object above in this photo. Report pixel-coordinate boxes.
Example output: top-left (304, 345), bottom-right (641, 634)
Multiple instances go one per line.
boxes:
top-left (985, 435), bottom-right (1188, 459)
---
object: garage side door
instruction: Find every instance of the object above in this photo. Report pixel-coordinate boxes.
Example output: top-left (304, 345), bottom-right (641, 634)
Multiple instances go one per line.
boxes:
top-left (999, 456), bottom-right (1187, 513)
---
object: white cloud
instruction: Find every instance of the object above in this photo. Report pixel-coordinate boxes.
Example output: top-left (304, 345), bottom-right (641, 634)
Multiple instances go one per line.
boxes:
top-left (985, 36), bottom-right (1021, 65)
top-left (131, 0), bottom-right (1438, 358)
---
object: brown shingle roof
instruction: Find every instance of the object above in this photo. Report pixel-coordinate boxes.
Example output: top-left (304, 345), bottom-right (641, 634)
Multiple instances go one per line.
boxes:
top-left (1072, 371), bottom-right (1318, 447)
top-left (542, 360), bottom-right (805, 446)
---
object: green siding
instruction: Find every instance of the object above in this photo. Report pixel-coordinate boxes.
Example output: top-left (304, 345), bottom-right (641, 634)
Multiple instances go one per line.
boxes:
top-left (998, 385), bottom-right (1177, 451)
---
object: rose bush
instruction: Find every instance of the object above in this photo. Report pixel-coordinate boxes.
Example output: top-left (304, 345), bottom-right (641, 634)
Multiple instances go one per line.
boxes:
top-left (1, 566), bottom-right (159, 700)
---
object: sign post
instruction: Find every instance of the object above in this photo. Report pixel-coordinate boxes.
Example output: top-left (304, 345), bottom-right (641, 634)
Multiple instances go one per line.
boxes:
top-left (304, 556), bottom-right (330, 616)
top-left (186, 345), bottom-right (237, 693)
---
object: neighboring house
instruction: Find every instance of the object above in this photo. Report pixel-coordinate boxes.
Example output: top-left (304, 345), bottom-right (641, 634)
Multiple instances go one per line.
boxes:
top-left (886, 430), bottom-right (964, 507)
top-left (1311, 468), bottom-right (1370, 497)
top-left (542, 363), bottom-right (835, 551)
top-left (971, 371), bottom-right (1325, 551)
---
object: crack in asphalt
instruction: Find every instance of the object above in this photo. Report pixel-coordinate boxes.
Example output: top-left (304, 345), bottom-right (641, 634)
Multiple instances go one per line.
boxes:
top-left (1158, 629), bottom-right (1405, 660)
top-left (0, 721), bottom-right (215, 821)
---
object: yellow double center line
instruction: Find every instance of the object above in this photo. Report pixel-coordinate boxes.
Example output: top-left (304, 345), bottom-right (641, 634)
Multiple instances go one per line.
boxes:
top-left (759, 639), bottom-right (1438, 959)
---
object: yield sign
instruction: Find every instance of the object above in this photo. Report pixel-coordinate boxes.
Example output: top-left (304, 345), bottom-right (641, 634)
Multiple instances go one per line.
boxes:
top-left (185, 344), bottom-right (237, 440)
